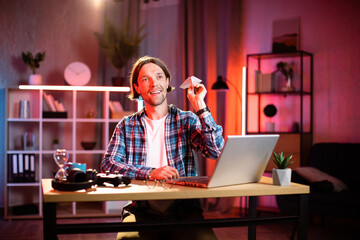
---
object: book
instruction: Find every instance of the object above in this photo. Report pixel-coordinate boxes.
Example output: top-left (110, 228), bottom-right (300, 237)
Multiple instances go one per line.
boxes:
top-left (262, 73), bottom-right (272, 92)
top-left (54, 100), bottom-right (65, 112)
top-left (30, 154), bottom-right (36, 182)
top-left (9, 154), bottom-right (18, 182)
top-left (24, 154), bottom-right (30, 182)
top-left (108, 101), bottom-right (116, 113)
top-left (18, 153), bottom-right (24, 182)
top-left (43, 93), bottom-right (66, 112)
top-left (11, 154), bottom-right (18, 182)
top-left (255, 71), bottom-right (273, 92)
top-left (43, 93), bottom-right (56, 112)
top-left (58, 102), bottom-right (65, 112)
top-left (8, 153), bottom-right (36, 183)
top-left (255, 70), bottom-right (261, 93)
top-left (112, 101), bottom-right (124, 112)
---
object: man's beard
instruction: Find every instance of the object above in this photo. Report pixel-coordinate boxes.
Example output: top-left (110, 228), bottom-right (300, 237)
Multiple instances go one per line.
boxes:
top-left (143, 87), bottom-right (167, 107)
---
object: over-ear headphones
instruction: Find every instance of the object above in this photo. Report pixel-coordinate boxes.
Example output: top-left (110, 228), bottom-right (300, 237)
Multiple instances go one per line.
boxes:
top-left (67, 168), bottom-right (87, 182)
top-left (52, 169), bottom-right (131, 191)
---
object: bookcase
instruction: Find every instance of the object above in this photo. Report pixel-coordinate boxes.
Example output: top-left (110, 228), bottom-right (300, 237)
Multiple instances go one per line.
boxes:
top-left (4, 85), bottom-right (135, 219)
top-left (246, 51), bottom-right (313, 171)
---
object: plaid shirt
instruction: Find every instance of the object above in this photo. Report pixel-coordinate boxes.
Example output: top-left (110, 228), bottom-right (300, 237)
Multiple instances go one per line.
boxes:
top-left (101, 104), bottom-right (224, 179)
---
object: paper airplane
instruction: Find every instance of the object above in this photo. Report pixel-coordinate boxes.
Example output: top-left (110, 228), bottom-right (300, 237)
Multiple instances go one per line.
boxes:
top-left (179, 76), bottom-right (202, 89)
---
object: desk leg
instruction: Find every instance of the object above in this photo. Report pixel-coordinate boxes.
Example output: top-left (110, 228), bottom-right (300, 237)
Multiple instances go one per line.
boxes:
top-left (43, 202), bottom-right (57, 240)
top-left (298, 194), bottom-right (308, 240)
top-left (248, 196), bottom-right (257, 240)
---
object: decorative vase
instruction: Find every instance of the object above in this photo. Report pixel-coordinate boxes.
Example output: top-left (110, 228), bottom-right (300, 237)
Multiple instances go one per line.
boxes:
top-left (29, 74), bottom-right (42, 85)
top-left (281, 76), bottom-right (295, 92)
top-left (272, 168), bottom-right (292, 186)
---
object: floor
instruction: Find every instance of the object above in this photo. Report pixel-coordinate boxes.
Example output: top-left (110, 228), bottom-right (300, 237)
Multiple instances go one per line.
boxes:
top-left (1, 208), bottom-right (359, 240)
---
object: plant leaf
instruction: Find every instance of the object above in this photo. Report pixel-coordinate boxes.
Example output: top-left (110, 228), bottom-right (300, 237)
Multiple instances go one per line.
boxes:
top-left (94, 17), bottom-right (146, 73)
top-left (272, 152), bottom-right (295, 169)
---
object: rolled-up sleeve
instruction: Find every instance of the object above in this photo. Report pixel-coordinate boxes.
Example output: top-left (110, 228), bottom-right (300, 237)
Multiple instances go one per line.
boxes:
top-left (190, 112), bottom-right (225, 159)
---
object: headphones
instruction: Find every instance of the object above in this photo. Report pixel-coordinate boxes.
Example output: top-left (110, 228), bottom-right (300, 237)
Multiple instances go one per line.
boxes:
top-left (51, 169), bottom-right (131, 191)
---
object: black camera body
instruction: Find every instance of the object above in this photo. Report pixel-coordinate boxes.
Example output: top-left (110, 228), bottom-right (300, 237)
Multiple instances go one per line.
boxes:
top-left (95, 172), bottom-right (132, 187)
top-left (52, 169), bottom-right (131, 191)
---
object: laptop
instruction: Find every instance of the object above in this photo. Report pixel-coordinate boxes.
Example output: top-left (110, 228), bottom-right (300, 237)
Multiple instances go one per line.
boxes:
top-left (172, 135), bottom-right (279, 188)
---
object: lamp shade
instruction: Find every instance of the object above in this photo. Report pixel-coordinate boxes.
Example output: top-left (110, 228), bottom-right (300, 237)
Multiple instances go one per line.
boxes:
top-left (211, 76), bottom-right (229, 90)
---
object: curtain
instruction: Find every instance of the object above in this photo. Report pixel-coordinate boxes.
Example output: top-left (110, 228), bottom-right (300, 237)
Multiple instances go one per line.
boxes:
top-left (184, 0), bottom-right (243, 213)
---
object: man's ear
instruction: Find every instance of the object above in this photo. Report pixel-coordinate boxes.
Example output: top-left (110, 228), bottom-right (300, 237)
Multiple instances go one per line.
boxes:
top-left (134, 83), bottom-right (140, 94)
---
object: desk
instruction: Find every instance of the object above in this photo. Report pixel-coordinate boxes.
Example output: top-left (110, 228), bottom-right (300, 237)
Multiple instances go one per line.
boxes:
top-left (42, 177), bottom-right (309, 240)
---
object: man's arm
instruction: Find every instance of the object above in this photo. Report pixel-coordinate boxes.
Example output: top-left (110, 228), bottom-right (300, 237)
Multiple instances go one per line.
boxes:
top-left (100, 121), bottom-right (153, 179)
top-left (191, 113), bottom-right (225, 159)
top-left (187, 82), bottom-right (225, 159)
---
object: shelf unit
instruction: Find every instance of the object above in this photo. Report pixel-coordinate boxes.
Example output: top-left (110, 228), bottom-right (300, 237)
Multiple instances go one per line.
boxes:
top-left (4, 85), bottom-right (134, 219)
top-left (246, 51), bottom-right (313, 171)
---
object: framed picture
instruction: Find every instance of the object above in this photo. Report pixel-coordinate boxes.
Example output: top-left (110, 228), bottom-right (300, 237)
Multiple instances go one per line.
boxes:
top-left (272, 18), bottom-right (300, 53)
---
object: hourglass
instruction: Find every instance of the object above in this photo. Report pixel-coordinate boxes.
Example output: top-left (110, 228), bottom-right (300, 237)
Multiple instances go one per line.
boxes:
top-left (54, 149), bottom-right (69, 181)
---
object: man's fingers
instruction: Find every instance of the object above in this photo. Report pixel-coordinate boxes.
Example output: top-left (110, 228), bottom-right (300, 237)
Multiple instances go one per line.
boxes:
top-left (153, 166), bottom-right (179, 180)
top-left (164, 166), bottom-right (179, 179)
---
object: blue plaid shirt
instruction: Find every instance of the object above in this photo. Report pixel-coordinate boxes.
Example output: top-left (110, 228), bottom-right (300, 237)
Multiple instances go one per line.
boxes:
top-left (101, 104), bottom-right (224, 179)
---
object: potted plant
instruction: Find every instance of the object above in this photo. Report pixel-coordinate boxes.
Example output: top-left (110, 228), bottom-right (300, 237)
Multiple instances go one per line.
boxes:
top-left (21, 51), bottom-right (46, 85)
top-left (94, 18), bottom-right (146, 86)
top-left (272, 152), bottom-right (295, 186)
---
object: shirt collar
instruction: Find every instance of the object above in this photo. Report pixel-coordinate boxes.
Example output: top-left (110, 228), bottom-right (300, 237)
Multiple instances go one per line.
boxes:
top-left (139, 104), bottom-right (176, 118)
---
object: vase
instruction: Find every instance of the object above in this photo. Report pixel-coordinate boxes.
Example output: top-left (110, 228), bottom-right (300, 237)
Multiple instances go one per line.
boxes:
top-left (281, 76), bottom-right (295, 92)
top-left (29, 74), bottom-right (42, 85)
top-left (272, 168), bottom-right (292, 186)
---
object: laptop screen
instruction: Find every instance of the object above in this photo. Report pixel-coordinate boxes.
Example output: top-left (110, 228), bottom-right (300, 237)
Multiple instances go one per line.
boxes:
top-left (207, 135), bottom-right (279, 188)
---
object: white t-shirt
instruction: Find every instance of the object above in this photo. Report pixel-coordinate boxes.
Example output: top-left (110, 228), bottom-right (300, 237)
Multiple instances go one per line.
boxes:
top-left (144, 114), bottom-right (174, 212)
top-left (144, 114), bottom-right (168, 168)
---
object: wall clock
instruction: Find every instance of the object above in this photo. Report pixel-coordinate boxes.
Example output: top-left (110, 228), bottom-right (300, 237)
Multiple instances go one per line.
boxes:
top-left (64, 61), bottom-right (91, 86)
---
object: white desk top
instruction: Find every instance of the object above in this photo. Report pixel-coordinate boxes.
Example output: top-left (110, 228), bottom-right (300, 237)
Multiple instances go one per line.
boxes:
top-left (42, 177), bottom-right (309, 203)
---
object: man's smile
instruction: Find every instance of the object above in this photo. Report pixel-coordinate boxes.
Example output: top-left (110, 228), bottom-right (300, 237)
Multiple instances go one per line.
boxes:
top-left (149, 89), bottom-right (162, 95)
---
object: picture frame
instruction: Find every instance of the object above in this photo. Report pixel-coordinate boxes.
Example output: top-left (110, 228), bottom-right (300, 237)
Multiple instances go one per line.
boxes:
top-left (272, 17), bottom-right (300, 53)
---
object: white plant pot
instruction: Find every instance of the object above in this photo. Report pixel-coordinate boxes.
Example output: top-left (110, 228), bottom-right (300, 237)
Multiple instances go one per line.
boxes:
top-left (272, 168), bottom-right (292, 186)
top-left (29, 74), bottom-right (42, 85)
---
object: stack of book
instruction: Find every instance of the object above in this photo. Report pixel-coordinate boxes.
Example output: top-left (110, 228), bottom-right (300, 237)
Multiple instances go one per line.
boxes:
top-left (43, 93), bottom-right (67, 118)
top-left (255, 71), bottom-right (273, 93)
top-left (43, 93), bottom-right (65, 112)
top-left (8, 154), bottom-right (36, 183)
top-left (109, 101), bottom-right (124, 119)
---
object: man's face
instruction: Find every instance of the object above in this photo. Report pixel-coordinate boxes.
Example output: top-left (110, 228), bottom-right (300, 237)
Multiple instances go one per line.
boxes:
top-left (134, 63), bottom-right (169, 107)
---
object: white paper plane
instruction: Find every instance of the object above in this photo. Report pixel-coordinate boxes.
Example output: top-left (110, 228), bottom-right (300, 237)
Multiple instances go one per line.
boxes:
top-left (179, 76), bottom-right (202, 89)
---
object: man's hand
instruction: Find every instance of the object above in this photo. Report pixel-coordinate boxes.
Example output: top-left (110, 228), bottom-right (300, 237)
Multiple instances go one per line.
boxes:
top-left (150, 166), bottom-right (179, 180)
top-left (187, 83), bottom-right (207, 112)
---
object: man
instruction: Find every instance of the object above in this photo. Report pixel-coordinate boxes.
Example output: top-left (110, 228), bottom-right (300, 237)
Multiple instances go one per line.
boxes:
top-left (101, 56), bottom-right (224, 239)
